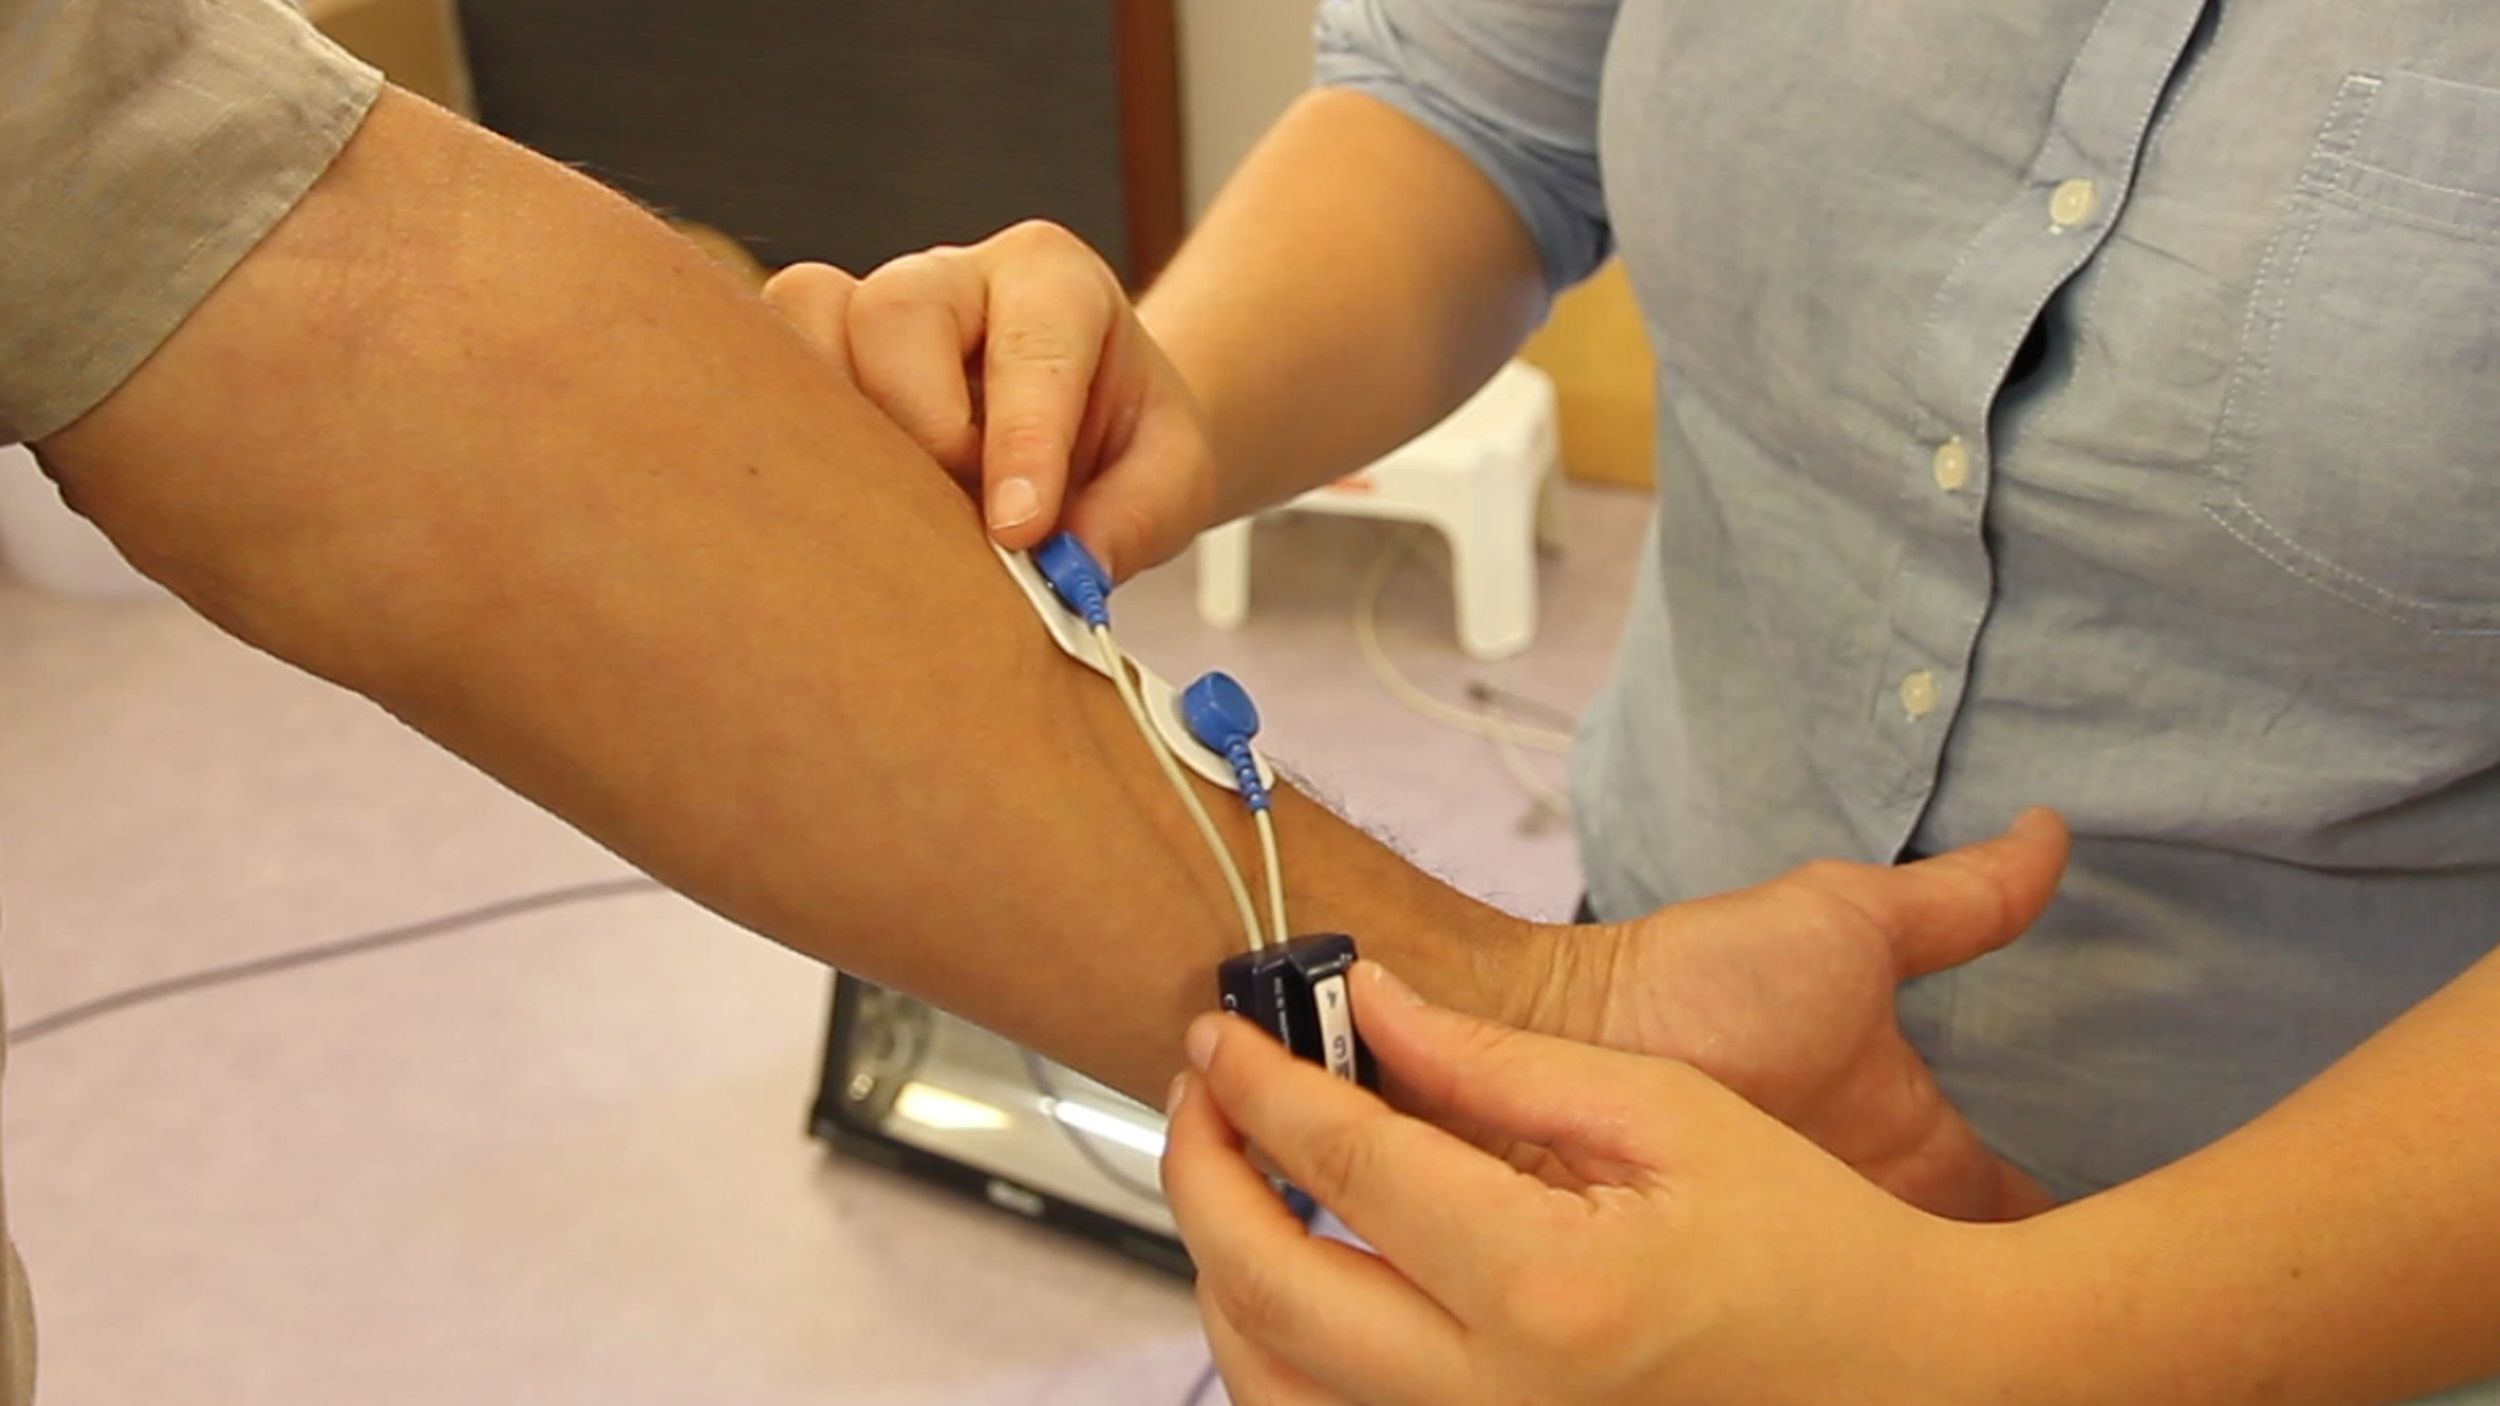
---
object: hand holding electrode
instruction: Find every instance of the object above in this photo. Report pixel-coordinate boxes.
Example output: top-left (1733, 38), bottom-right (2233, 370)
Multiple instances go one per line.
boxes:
top-left (1164, 964), bottom-right (2033, 1406)
top-left (763, 220), bottom-right (1222, 580)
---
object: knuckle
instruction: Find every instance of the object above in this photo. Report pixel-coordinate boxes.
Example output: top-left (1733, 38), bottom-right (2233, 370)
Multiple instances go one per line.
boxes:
top-left (761, 260), bottom-right (829, 298)
top-left (1090, 497), bottom-right (1161, 565)
top-left (1499, 1255), bottom-right (1631, 1359)
top-left (762, 264), bottom-right (851, 326)
top-left (1206, 1260), bottom-right (1296, 1345)
top-left (985, 219), bottom-right (1119, 300)
top-left (1452, 1014), bottom-right (1538, 1080)
top-left (1303, 1119), bottom-right (1383, 1203)
top-left (854, 250), bottom-right (959, 308)
top-left (858, 249), bottom-right (933, 288)
top-left (994, 217), bottom-right (1078, 254)
top-left (1790, 859), bottom-right (1886, 926)
top-left (987, 411), bottom-right (1073, 465)
top-left (991, 320), bottom-right (1091, 370)
top-left (846, 283), bottom-right (919, 329)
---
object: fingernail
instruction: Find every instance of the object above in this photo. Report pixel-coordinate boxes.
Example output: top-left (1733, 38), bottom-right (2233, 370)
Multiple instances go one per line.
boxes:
top-left (1365, 961), bottom-right (1424, 1007)
top-left (1185, 1015), bottom-right (1221, 1071)
top-left (988, 477), bottom-right (1039, 530)
top-left (1165, 1073), bottom-right (1189, 1120)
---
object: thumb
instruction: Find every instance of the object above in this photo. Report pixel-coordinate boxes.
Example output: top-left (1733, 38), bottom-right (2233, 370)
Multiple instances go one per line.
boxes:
top-left (1351, 962), bottom-right (1728, 1168)
top-left (1854, 807), bottom-right (2071, 980)
top-left (1058, 400), bottom-right (1215, 583)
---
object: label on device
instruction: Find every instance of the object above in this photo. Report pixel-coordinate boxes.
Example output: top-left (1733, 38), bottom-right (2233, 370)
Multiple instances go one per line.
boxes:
top-left (1215, 933), bottom-right (1378, 1090)
top-left (1312, 973), bottom-right (1356, 1083)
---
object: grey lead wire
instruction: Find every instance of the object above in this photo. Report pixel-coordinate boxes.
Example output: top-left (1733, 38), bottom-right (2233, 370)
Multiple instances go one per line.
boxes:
top-left (1093, 623), bottom-right (1267, 952)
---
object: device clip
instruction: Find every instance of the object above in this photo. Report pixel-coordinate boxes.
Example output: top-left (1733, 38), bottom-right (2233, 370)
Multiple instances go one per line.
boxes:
top-left (1217, 934), bottom-right (1377, 1089)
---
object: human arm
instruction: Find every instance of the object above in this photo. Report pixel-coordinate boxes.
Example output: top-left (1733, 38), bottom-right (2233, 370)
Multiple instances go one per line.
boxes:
top-left (28, 84), bottom-right (1535, 1105)
top-left (1135, 86), bottom-right (1549, 529)
top-left (24, 71), bottom-right (2066, 1185)
top-left (1166, 948), bottom-right (2500, 1406)
top-left (802, 0), bottom-right (1617, 578)
top-left (30, 25), bottom-right (2054, 1222)
top-left (2015, 935), bottom-right (2500, 1404)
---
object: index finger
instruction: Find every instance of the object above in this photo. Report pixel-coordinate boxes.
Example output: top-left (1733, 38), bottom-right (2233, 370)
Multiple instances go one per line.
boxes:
top-left (1162, 1070), bottom-right (1469, 1406)
top-left (976, 257), bottom-right (1114, 548)
top-left (1186, 1012), bottom-right (1543, 1318)
top-left (760, 262), bottom-right (859, 383)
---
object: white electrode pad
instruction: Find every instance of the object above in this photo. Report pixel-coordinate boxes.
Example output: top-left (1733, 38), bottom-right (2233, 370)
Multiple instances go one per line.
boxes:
top-left (992, 543), bottom-right (1277, 796)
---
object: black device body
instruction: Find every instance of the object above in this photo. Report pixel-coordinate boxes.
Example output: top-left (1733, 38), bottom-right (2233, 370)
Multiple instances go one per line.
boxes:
top-left (1217, 933), bottom-right (1378, 1090)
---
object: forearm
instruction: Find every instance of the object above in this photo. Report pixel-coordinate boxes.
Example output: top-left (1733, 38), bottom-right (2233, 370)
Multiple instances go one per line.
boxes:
top-left (1140, 89), bottom-right (1546, 519)
top-left (36, 89), bottom-right (1538, 1103)
top-left (1999, 944), bottom-right (2500, 1405)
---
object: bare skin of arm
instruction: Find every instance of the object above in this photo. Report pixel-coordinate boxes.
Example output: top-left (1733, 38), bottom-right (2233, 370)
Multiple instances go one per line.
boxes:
top-left (35, 89), bottom-right (1531, 1102)
top-left (38, 91), bottom-right (2064, 1228)
top-left (1140, 89), bottom-right (1551, 522)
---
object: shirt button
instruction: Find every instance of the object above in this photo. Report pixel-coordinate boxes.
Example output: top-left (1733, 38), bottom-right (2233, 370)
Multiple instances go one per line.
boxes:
top-left (2049, 178), bottom-right (2099, 230)
top-left (1931, 436), bottom-right (1972, 492)
top-left (1898, 670), bottom-right (1939, 720)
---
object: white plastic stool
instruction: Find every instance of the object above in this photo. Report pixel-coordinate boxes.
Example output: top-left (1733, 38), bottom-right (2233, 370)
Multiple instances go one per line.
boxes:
top-left (1194, 361), bottom-right (1562, 660)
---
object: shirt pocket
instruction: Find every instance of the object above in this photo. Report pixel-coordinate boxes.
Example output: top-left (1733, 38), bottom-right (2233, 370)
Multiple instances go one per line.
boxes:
top-left (2208, 70), bottom-right (2500, 636)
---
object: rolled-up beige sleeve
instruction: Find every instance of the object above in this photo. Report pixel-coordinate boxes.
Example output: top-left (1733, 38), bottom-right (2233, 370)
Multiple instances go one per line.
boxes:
top-left (0, 0), bottom-right (383, 443)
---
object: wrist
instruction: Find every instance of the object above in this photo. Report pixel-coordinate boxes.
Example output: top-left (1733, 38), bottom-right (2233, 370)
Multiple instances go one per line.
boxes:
top-left (1331, 870), bottom-right (1546, 1032)
top-left (1404, 906), bottom-right (1548, 1030)
top-left (1934, 1196), bottom-right (2238, 1406)
top-left (1880, 1216), bottom-right (2082, 1406)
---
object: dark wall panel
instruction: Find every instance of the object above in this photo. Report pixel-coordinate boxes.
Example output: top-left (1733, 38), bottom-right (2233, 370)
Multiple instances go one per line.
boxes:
top-left (459, 2), bottom-right (1161, 279)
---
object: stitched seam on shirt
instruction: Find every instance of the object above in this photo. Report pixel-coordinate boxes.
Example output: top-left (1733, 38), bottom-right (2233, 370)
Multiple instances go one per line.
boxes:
top-left (2220, 480), bottom-right (2500, 630)
top-left (2326, 155), bottom-right (2500, 210)
top-left (2064, 0), bottom-right (2131, 143)
top-left (2141, 0), bottom-right (2225, 160)
top-left (2315, 180), bottom-right (2500, 245)
top-left (2202, 503), bottom-right (2500, 635)
top-left (1888, 3), bottom-right (2186, 820)
top-left (2200, 505), bottom-right (2421, 626)
top-left (2094, 0), bottom-right (2217, 179)
top-left (2237, 174), bottom-right (2326, 488)
top-left (1988, 1), bottom-right (2224, 514)
top-left (2049, 1), bottom-right (2223, 423)
top-left (2208, 76), bottom-right (2376, 486)
top-left (2204, 75), bottom-right (2500, 637)
top-left (1945, 0), bottom-right (2224, 454)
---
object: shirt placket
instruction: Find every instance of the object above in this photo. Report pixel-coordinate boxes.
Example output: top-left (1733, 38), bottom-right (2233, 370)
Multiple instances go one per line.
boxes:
top-left (1864, 0), bottom-right (2219, 858)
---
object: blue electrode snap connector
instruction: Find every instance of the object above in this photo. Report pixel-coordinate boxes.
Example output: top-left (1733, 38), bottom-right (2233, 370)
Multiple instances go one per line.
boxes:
top-left (1182, 671), bottom-right (1270, 812)
top-left (1033, 533), bottom-right (1113, 628)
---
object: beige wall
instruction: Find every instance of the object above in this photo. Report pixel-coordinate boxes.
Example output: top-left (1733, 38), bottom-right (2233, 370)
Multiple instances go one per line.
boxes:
top-left (1176, 1), bottom-right (1316, 216)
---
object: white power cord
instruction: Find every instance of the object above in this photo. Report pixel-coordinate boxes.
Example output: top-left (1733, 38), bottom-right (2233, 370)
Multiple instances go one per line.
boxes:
top-left (1352, 528), bottom-right (1576, 823)
top-left (1479, 682), bottom-right (1577, 822)
top-left (1352, 531), bottom-right (1574, 753)
top-left (1094, 623), bottom-right (1267, 951)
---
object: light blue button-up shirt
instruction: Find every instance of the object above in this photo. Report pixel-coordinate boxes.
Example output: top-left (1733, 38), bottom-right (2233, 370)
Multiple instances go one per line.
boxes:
top-left (1321, 3), bottom-right (2500, 1396)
